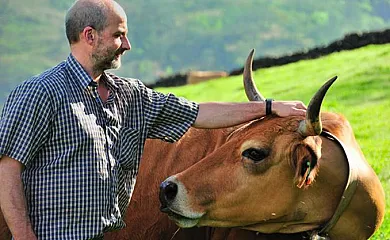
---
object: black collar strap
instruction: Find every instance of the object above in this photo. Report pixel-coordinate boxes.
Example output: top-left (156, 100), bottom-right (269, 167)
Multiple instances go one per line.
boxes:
top-left (308, 131), bottom-right (359, 239)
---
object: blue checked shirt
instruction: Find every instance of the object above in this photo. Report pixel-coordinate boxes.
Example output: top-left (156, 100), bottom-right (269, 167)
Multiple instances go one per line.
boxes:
top-left (0, 54), bottom-right (199, 239)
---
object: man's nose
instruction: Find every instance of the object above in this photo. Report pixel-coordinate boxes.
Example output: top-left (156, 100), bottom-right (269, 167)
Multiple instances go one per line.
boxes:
top-left (122, 36), bottom-right (131, 51)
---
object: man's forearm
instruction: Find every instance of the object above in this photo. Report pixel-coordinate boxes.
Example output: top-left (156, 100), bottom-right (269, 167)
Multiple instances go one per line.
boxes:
top-left (0, 156), bottom-right (37, 240)
top-left (193, 102), bottom-right (265, 129)
top-left (193, 101), bottom-right (306, 129)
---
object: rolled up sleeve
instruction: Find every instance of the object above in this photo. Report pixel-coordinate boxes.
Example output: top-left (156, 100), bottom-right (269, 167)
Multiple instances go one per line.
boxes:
top-left (139, 84), bottom-right (199, 142)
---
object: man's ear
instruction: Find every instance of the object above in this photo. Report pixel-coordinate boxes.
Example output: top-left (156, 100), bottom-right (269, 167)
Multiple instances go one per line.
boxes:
top-left (81, 26), bottom-right (96, 45)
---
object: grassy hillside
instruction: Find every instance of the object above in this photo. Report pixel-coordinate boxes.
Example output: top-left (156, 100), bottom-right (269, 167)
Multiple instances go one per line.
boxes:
top-left (157, 44), bottom-right (390, 239)
top-left (0, 0), bottom-right (389, 89)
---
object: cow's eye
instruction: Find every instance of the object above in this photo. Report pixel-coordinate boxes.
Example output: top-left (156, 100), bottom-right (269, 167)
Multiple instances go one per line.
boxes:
top-left (242, 148), bottom-right (269, 162)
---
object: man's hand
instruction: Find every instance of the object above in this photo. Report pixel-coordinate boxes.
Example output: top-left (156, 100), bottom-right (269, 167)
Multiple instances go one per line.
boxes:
top-left (272, 101), bottom-right (306, 117)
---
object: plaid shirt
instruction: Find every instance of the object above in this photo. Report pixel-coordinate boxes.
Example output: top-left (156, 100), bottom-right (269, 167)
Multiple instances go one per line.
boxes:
top-left (0, 54), bottom-right (199, 239)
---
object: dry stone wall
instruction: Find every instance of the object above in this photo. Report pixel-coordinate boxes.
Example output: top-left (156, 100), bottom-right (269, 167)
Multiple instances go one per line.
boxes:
top-left (148, 29), bottom-right (390, 88)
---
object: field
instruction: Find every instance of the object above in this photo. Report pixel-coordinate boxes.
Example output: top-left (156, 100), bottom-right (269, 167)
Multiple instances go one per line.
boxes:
top-left (157, 43), bottom-right (390, 239)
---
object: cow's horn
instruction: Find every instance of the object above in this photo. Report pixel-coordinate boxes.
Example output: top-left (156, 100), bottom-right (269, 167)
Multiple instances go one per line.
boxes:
top-left (298, 76), bottom-right (338, 136)
top-left (243, 49), bottom-right (266, 101)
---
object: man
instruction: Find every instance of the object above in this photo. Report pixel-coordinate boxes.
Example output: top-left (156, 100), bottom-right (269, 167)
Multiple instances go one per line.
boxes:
top-left (0, 0), bottom-right (306, 239)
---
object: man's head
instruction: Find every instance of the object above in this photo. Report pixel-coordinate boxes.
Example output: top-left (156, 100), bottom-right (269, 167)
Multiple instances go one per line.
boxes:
top-left (65, 0), bottom-right (131, 73)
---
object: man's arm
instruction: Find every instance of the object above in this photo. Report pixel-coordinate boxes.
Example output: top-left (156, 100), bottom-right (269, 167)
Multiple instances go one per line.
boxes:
top-left (0, 156), bottom-right (37, 240)
top-left (193, 101), bottom-right (306, 129)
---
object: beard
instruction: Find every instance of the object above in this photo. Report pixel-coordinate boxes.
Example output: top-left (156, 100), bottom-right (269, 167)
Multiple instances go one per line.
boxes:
top-left (92, 41), bottom-right (124, 72)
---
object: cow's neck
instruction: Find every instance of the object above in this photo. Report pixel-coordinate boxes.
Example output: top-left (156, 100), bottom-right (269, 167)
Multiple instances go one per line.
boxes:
top-left (305, 131), bottom-right (359, 239)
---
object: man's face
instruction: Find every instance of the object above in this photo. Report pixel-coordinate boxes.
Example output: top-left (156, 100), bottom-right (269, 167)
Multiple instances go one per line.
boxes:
top-left (91, 11), bottom-right (131, 71)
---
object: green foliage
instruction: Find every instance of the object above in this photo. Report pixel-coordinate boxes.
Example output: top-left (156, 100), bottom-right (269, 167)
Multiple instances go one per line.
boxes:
top-left (0, 0), bottom-right (389, 90)
top-left (157, 44), bottom-right (390, 239)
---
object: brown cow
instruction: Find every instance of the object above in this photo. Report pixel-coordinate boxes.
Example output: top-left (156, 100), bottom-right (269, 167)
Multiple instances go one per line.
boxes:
top-left (155, 50), bottom-right (385, 239)
top-left (0, 50), bottom-right (385, 240)
top-left (106, 50), bottom-right (385, 239)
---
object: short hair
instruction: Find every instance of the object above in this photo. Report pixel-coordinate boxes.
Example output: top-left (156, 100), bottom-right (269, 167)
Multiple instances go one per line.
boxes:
top-left (65, 0), bottom-right (110, 44)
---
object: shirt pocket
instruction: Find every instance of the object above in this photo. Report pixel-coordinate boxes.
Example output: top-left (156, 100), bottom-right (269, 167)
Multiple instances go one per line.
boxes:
top-left (118, 127), bottom-right (140, 171)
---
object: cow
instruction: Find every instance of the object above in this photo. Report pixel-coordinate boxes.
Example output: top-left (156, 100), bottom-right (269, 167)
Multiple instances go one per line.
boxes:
top-left (107, 50), bottom-right (385, 239)
top-left (0, 50), bottom-right (385, 240)
top-left (155, 50), bottom-right (386, 239)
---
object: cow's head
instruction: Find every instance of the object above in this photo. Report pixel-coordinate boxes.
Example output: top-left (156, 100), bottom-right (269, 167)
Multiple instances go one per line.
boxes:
top-left (159, 49), bottom-right (338, 233)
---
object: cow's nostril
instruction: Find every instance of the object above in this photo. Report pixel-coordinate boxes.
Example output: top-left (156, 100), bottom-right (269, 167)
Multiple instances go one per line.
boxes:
top-left (159, 181), bottom-right (178, 205)
top-left (165, 181), bottom-right (178, 201)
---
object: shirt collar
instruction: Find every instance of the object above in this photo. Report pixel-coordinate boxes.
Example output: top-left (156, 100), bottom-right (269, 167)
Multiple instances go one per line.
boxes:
top-left (65, 54), bottom-right (119, 90)
top-left (101, 72), bottom-right (119, 90)
top-left (66, 54), bottom-right (93, 89)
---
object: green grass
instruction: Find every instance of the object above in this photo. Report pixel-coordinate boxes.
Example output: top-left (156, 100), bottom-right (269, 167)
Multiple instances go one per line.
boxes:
top-left (156, 44), bottom-right (390, 239)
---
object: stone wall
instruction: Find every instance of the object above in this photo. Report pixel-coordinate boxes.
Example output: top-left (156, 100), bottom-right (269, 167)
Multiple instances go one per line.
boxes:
top-left (230, 29), bottom-right (390, 76)
top-left (148, 28), bottom-right (390, 88)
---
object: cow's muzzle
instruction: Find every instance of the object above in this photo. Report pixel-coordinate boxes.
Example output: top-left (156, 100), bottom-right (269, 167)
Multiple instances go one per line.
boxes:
top-left (159, 176), bottom-right (204, 228)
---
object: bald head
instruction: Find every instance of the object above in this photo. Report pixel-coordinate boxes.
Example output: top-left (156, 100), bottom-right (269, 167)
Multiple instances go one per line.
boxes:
top-left (65, 0), bottom-right (126, 44)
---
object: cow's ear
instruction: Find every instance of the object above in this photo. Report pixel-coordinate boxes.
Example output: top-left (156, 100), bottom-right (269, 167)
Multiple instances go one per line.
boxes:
top-left (292, 137), bottom-right (322, 188)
